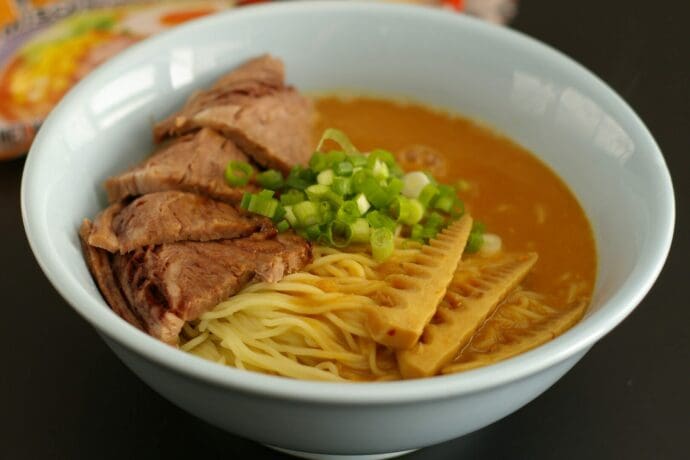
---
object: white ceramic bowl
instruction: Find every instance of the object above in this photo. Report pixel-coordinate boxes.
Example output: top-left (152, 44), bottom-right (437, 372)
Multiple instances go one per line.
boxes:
top-left (21, 2), bottom-right (674, 458)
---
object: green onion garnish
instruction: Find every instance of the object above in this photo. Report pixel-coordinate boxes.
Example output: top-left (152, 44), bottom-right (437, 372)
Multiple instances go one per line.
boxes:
top-left (371, 227), bottom-right (394, 261)
top-left (327, 220), bottom-right (353, 247)
top-left (309, 152), bottom-right (329, 172)
top-left (465, 221), bottom-right (486, 253)
top-left (333, 161), bottom-right (353, 176)
top-left (293, 201), bottom-right (320, 227)
top-left (331, 177), bottom-right (352, 196)
top-left (305, 184), bottom-right (330, 201)
top-left (246, 194), bottom-right (278, 218)
top-left (233, 128), bottom-right (478, 260)
top-left (418, 183), bottom-right (439, 207)
top-left (392, 197), bottom-right (424, 225)
top-left (350, 218), bottom-right (371, 243)
top-left (256, 169), bottom-right (284, 190)
top-left (366, 210), bottom-right (396, 232)
top-left (225, 160), bottom-right (253, 186)
top-left (280, 189), bottom-right (306, 206)
top-left (240, 191), bottom-right (252, 209)
top-left (336, 200), bottom-right (361, 224)
top-left (317, 128), bottom-right (359, 155)
top-left (317, 169), bottom-right (335, 186)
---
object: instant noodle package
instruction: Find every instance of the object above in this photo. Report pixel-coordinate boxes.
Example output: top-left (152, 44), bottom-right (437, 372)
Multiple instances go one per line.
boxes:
top-left (0, 0), bottom-right (516, 159)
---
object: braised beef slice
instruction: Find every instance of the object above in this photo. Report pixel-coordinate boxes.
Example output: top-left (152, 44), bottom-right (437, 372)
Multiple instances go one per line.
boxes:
top-left (109, 233), bottom-right (312, 344)
top-left (153, 54), bottom-right (314, 174)
top-left (104, 128), bottom-right (256, 204)
top-left (87, 191), bottom-right (274, 253)
top-left (79, 220), bottom-right (145, 331)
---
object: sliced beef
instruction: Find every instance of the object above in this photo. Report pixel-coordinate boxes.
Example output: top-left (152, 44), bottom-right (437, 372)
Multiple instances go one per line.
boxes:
top-left (104, 128), bottom-right (256, 204)
top-left (153, 54), bottom-right (314, 174)
top-left (86, 191), bottom-right (274, 253)
top-left (79, 220), bottom-right (146, 331)
top-left (82, 231), bottom-right (312, 345)
top-left (110, 233), bottom-right (312, 344)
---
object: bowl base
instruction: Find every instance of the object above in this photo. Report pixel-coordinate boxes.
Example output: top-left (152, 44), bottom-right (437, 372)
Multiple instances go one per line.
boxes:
top-left (266, 445), bottom-right (417, 459)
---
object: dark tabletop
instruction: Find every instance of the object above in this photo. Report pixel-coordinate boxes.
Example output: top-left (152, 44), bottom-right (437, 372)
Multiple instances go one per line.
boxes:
top-left (1, 1), bottom-right (688, 459)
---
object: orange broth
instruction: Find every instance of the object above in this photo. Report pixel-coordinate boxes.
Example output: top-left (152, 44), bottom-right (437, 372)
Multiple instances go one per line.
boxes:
top-left (313, 95), bottom-right (596, 318)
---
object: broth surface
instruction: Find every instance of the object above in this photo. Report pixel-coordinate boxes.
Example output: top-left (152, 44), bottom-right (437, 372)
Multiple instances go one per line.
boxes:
top-left (314, 96), bottom-right (596, 363)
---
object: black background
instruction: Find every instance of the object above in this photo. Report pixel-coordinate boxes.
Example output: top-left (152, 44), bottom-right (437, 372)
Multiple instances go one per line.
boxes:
top-left (1, 1), bottom-right (688, 458)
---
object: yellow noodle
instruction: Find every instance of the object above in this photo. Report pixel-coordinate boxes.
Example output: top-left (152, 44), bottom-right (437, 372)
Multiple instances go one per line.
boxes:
top-left (180, 243), bottom-right (420, 381)
top-left (180, 241), bottom-right (589, 382)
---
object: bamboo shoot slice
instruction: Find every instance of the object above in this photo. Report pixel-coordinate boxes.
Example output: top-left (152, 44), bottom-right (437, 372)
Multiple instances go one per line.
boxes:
top-left (398, 252), bottom-right (537, 378)
top-left (366, 215), bottom-right (473, 350)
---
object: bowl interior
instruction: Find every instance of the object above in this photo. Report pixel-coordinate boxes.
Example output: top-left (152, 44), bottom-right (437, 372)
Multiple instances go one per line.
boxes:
top-left (21, 2), bottom-right (673, 399)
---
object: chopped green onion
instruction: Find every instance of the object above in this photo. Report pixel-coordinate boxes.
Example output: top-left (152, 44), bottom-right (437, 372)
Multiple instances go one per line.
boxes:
top-left (317, 169), bottom-right (335, 186)
top-left (402, 171), bottom-right (431, 199)
top-left (422, 225), bottom-right (440, 241)
top-left (327, 220), bottom-right (352, 247)
top-left (225, 160), bottom-right (253, 186)
top-left (304, 224), bottom-right (321, 240)
top-left (410, 223), bottom-right (424, 241)
top-left (426, 211), bottom-right (445, 229)
top-left (350, 218), bottom-right (370, 243)
top-left (418, 183), bottom-right (439, 207)
top-left (336, 201), bottom-right (360, 224)
top-left (283, 205), bottom-right (298, 227)
top-left (256, 169), bottom-right (284, 190)
top-left (434, 194), bottom-right (455, 213)
top-left (386, 177), bottom-right (404, 198)
top-left (286, 165), bottom-right (315, 190)
top-left (236, 129), bottom-right (476, 253)
top-left (324, 190), bottom-right (344, 207)
top-left (355, 193), bottom-right (371, 215)
top-left (326, 150), bottom-right (346, 166)
top-left (465, 221), bottom-right (486, 253)
top-left (368, 149), bottom-right (396, 168)
top-left (449, 199), bottom-right (465, 218)
top-left (351, 169), bottom-right (373, 194)
top-left (272, 203), bottom-right (286, 222)
top-left (361, 177), bottom-right (392, 209)
top-left (280, 189), bottom-right (306, 206)
top-left (306, 184), bottom-right (330, 201)
top-left (317, 128), bottom-right (359, 155)
top-left (246, 194), bottom-right (279, 218)
top-left (240, 191), bottom-right (252, 209)
top-left (309, 152), bottom-right (329, 172)
top-left (472, 221), bottom-right (487, 233)
top-left (392, 197), bottom-right (424, 225)
top-left (331, 177), bottom-right (352, 196)
top-left (366, 210), bottom-right (396, 232)
top-left (371, 159), bottom-right (389, 180)
top-left (293, 201), bottom-right (320, 227)
top-left (371, 227), bottom-right (394, 261)
top-left (333, 161), bottom-right (354, 176)
top-left (347, 154), bottom-right (368, 167)
top-left (437, 184), bottom-right (454, 196)
top-left (319, 201), bottom-right (335, 224)
top-left (465, 232), bottom-right (484, 253)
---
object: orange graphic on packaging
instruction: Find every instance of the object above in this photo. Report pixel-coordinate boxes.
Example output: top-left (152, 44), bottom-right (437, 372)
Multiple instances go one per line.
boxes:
top-left (161, 7), bottom-right (217, 26)
top-left (30, 0), bottom-right (61, 7)
top-left (0, 0), bottom-right (20, 28)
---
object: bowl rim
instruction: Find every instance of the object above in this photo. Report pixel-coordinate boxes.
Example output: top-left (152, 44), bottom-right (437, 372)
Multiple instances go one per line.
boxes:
top-left (21, 1), bottom-right (675, 404)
